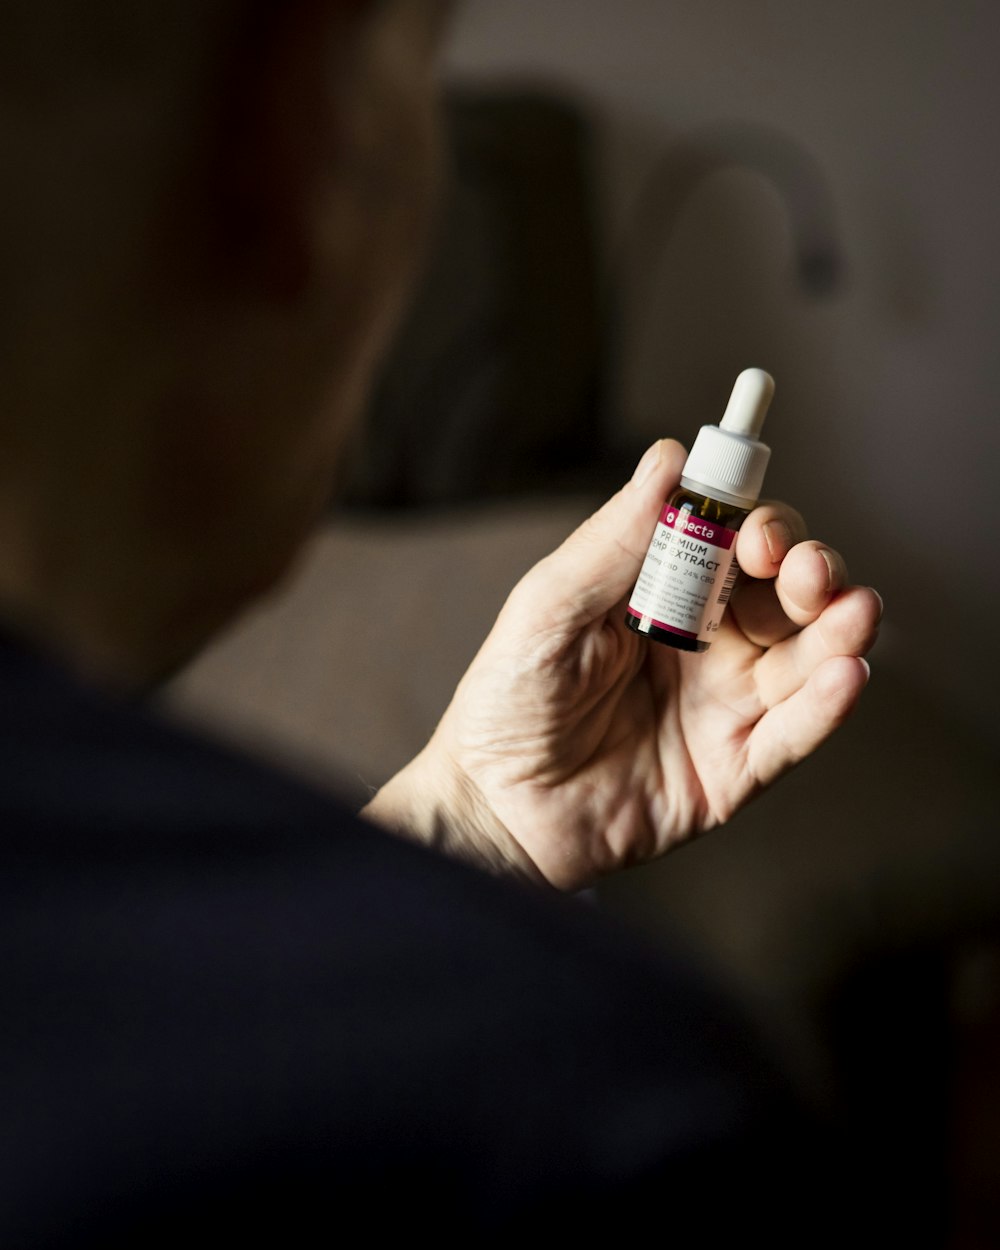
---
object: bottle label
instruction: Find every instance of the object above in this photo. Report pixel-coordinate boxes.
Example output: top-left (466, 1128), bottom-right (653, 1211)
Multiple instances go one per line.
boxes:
top-left (626, 504), bottom-right (741, 642)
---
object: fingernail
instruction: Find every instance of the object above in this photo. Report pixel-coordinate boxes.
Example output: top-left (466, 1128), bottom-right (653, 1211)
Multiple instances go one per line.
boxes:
top-left (763, 519), bottom-right (792, 563)
top-left (868, 587), bottom-right (884, 619)
top-left (817, 547), bottom-right (837, 591)
top-left (631, 440), bottom-right (661, 486)
top-left (859, 657), bottom-right (871, 679)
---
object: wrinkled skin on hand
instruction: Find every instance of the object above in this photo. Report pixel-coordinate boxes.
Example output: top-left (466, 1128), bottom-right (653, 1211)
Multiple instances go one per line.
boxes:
top-left (365, 440), bottom-right (882, 892)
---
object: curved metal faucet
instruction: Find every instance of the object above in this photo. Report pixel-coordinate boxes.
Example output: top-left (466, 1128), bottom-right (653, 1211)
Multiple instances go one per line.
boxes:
top-left (614, 120), bottom-right (845, 303)
top-left (601, 119), bottom-right (845, 444)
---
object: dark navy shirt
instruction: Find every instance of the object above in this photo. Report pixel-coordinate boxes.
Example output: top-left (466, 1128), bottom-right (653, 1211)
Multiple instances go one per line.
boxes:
top-left (0, 630), bottom-right (847, 1245)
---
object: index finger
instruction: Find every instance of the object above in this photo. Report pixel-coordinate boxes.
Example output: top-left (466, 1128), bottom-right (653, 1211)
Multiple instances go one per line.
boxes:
top-left (736, 501), bottom-right (808, 580)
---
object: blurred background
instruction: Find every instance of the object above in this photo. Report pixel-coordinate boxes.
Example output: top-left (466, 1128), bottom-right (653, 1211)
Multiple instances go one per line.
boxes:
top-left (165, 3), bottom-right (1000, 1244)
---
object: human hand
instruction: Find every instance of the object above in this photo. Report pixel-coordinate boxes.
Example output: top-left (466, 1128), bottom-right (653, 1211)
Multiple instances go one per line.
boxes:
top-left (362, 439), bottom-right (882, 892)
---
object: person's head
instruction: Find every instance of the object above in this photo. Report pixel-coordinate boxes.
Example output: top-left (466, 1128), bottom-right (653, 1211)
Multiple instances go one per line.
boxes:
top-left (0, 0), bottom-right (452, 686)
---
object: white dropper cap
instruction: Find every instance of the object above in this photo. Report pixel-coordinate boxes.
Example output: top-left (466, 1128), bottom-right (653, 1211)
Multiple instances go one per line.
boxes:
top-left (680, 368), bottom-right (775, 507)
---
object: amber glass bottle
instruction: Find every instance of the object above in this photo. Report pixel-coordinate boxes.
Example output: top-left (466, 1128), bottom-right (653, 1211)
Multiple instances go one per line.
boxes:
top-left (625, 369), bottom-right (775, 652)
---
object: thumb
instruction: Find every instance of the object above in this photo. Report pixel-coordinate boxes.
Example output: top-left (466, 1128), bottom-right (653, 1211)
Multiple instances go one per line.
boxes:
top-left (512, 439), bottom-right (687, 631)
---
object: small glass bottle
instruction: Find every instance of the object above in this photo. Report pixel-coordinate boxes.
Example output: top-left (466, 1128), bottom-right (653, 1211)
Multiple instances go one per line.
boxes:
top-left (625, 368), bottom-right (775, 652)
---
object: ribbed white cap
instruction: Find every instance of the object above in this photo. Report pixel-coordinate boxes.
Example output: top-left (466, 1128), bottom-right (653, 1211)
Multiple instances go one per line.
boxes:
top-left (681, 368), bottom-right (774, 505)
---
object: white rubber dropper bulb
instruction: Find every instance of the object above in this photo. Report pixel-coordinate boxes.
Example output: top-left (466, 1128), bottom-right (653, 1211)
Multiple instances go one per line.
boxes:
top-left (719, 368), bottom-right (775, 439)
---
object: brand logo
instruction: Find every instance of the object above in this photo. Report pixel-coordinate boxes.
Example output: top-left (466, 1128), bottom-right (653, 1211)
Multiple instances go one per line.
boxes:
top-left (666, 511), bottom-right (717, 540)
top-left (659, 504), bottom-right (736, 550)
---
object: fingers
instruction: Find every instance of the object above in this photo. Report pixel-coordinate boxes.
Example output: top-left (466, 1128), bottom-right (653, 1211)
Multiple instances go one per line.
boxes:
top-left (730, 540), bottom-right (849, 647)
top-left (510, 439), bottom-right (688, 631)
top-left (747, 654), bottom-right (872, 788)
top-left (731, 504), bottom-right (835, 648)
top-left (752, 584), bottom-right (882, 710)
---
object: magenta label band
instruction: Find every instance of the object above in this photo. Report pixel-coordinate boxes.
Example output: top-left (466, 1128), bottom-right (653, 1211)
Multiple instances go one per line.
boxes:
top-left (658, 506), bottom-right (736, 550)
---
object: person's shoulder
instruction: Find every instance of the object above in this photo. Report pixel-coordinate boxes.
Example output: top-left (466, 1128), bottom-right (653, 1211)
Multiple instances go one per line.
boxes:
top-left (0, 630), bottom-right (848, 1244)
top-left (0, 625), bottom-right (369, 854)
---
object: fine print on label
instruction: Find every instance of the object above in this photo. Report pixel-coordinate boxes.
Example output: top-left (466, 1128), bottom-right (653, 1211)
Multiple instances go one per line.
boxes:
top-left (626, 504), bottom-right (740, 642)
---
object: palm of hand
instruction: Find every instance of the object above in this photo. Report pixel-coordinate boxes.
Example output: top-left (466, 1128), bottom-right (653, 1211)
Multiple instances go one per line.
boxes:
top-left (432, 451), bottom-right (880, 891)
top-left (437, 596), bottom-right (774, 891)
top-left (372, 441), bottom-right (880, 892)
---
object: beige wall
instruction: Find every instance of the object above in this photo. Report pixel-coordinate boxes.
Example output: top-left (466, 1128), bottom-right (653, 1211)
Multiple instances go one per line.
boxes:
top-left (444, 0), bottom-right (1000, 747)
top-left (167, 6), bottom-right (1000, 1129)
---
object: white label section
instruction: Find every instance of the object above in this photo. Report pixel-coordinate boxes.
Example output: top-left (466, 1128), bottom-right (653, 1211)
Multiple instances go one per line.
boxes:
top-left (627, 505), bottom-right (740, 641)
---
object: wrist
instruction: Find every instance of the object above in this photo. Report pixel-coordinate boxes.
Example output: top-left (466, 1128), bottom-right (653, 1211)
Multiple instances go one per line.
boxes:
top-left (360, 747), bottom-right (552, 890)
